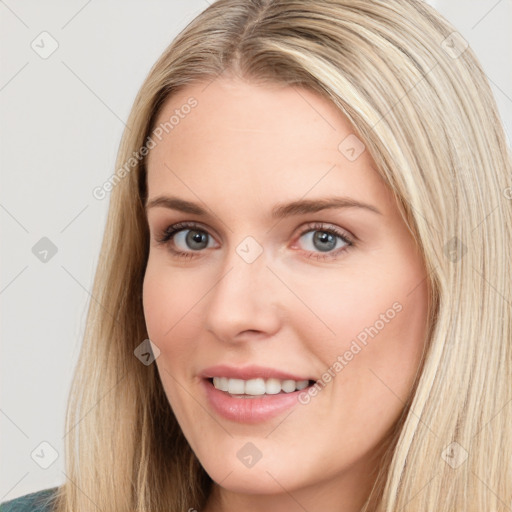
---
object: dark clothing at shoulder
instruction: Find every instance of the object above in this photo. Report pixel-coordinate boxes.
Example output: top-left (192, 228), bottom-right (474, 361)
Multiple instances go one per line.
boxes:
top-left (0, 487), bottom-right (59, 512)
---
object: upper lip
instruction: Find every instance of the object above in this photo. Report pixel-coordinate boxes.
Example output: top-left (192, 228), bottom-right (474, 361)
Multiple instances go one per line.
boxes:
top-left (200, 364), bottom-right (315, 382)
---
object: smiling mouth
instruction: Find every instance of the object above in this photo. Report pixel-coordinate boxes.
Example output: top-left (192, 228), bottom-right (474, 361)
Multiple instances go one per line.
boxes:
top-left (206, 377), bottom-right (316, 397)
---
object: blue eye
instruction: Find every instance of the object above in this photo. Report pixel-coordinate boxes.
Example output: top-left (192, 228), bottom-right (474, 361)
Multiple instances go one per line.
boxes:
top-left (173, 228), bottom-right (211, 251)
top-left (295, 222), bottom-right (353, 261)
top-left (156, 222), bottom-right (216, 259)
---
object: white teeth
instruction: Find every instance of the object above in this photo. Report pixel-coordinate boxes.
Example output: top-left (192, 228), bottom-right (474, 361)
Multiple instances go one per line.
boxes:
top-left (212, 377), bottom-right (311, 395)
top-left (282, 379), bottom-right (297, 392)
top-left (218, 377), bottom-right (229, 391)
top-left (296, 380), bottom-right (309, 390)
top-left (265, 378), bottom-right (282, 394)
top-left (227, 378), bottom-right (245, 394)
top-left (244, 378), bottom-right (266, 395)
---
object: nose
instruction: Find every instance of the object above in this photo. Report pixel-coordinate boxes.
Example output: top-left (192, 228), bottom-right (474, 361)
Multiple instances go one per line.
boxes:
top-left (203, 242), bottom-right (283, 344)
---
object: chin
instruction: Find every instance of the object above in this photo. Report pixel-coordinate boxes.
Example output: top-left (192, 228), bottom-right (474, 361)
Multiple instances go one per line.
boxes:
top-left (199, 453), bottom-right (310, 495)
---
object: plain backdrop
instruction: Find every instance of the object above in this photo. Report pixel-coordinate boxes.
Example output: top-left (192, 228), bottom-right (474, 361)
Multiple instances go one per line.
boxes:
top-left (1, 0), bottom-right (511, 501)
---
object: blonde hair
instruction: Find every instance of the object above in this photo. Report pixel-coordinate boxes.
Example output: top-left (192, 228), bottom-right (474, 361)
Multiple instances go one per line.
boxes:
top-left (54, 0), bottom-right (512, 510)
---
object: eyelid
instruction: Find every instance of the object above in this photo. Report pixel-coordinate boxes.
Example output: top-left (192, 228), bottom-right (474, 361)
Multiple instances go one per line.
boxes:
top-left (155, 221), bottom-right (219, 244)
top-left (294, 221), bottom-right (354, 244)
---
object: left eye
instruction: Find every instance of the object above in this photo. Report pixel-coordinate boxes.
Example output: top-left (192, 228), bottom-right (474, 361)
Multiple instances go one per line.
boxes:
top-left (297, 228), bottom-right (350, 253)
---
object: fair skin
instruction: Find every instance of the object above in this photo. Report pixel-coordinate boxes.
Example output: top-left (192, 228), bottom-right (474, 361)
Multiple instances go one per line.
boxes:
top-left (143, 75), bottom-right (429, 512)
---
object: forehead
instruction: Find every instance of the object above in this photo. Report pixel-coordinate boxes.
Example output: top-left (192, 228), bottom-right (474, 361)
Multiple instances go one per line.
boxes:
top-left (145, 77), bottom-right (389, 213)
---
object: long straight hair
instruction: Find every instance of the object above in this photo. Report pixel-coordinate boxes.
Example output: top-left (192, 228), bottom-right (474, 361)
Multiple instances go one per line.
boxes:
top-left (54, 1), bottom-right (512, 510)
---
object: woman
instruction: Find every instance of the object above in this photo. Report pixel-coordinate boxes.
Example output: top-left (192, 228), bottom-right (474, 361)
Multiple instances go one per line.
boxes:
top-left (2, 0), bottom-right (510, 510)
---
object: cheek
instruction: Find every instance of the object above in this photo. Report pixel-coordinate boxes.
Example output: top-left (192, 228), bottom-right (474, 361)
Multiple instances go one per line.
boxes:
top-left (291, 265), bottom-right (428, 450)
top-left (142, 260), bottom-right (208, 423)
top-left (285, 258), bottom-right (427, 348)
top-left (288, 253), bottom-right (428, 395)
top-left (340, 268), bottom-right (428, 407)
top-left (142, 258), bottom-right (207, 363)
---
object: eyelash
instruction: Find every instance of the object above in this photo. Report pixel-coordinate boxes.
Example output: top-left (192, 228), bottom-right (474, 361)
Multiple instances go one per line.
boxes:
top-left (154, 221), bottom-right (354, 261)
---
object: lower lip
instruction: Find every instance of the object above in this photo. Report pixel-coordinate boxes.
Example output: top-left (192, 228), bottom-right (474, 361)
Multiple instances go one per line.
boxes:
top-left (202, 378), bottom-right (311, 424)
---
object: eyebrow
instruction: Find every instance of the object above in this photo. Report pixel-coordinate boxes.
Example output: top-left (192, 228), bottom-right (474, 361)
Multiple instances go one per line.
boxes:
top-left (145, 195), bottom-right (382, 218)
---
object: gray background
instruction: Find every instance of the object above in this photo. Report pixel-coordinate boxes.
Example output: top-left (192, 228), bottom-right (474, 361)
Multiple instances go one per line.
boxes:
top-left (1, 0), bottom-right (511, 500)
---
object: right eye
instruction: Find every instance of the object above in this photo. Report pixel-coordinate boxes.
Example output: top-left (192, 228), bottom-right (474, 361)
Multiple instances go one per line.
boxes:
top-left (156, 221), bottom-right (218, 259)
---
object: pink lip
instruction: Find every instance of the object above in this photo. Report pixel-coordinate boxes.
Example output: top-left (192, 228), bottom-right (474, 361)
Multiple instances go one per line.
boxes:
top-left (201, 378), bottom-right (313, 424)
top-left (199, 364), bottom-right (316, 423)
top-left (199, 364), bottom-right (314, 381)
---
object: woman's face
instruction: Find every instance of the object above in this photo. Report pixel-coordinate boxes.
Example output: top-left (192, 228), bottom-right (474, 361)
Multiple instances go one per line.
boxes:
top-left (143, 76), bottom-right (429, 509)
